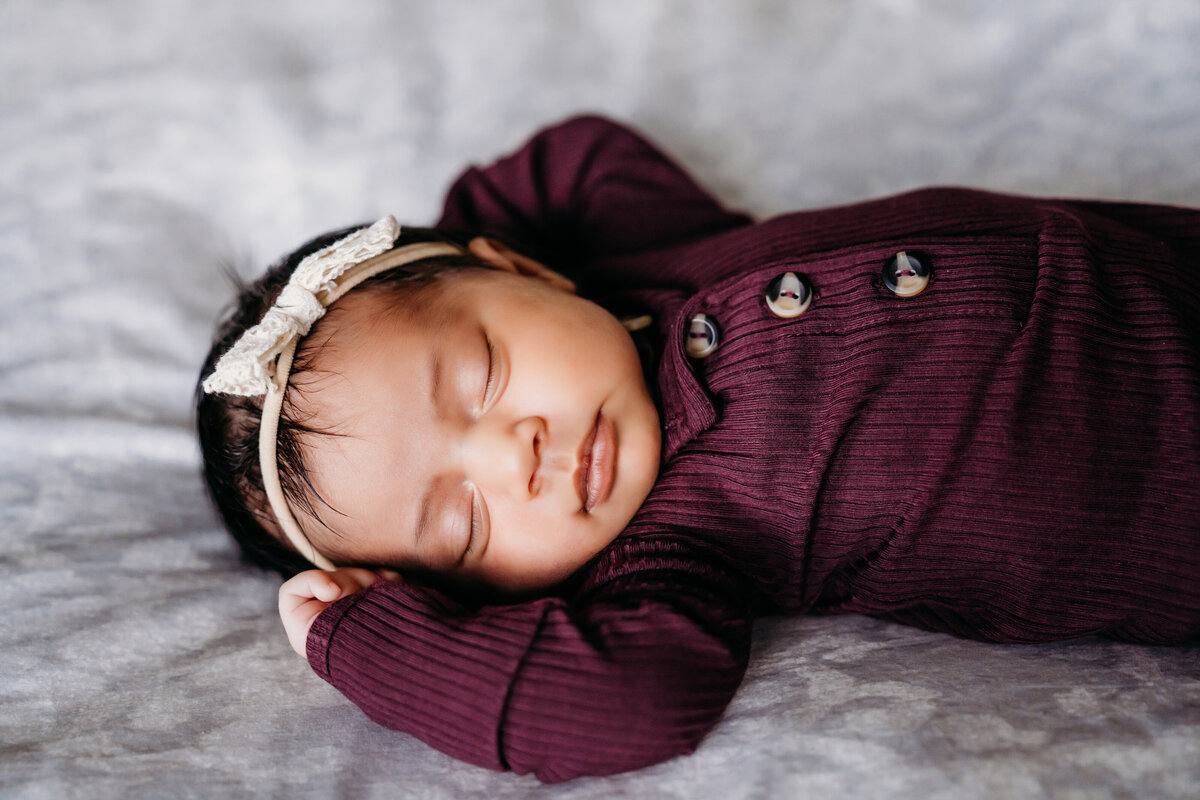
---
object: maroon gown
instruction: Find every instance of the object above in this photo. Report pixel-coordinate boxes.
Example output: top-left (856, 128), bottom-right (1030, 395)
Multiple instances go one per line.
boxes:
top-left (306, 116), bottom-right (1200, 781)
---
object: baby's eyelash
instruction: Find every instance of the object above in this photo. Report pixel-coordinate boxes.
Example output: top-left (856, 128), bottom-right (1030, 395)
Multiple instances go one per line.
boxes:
top-left (461, 490), bottom-right (481, 564)
top-left (483, 337), bottom-right (497, 404)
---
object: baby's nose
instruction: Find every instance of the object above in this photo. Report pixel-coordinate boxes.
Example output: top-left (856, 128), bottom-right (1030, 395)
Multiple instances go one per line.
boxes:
top-left (461, 416), bottom-right (544, 497)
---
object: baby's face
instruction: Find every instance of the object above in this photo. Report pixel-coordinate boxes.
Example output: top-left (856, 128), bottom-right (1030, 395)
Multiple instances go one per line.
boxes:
top-left (295, 266), bottom-right (661, 592)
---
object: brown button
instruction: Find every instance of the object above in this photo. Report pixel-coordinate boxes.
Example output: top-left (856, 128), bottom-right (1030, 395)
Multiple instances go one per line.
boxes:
top-left (685, 313), bottom-right (719, 358)
top-left (882, 251), bottom-right (930, 297)
top-left (765, 272), bottom-right (813, 318)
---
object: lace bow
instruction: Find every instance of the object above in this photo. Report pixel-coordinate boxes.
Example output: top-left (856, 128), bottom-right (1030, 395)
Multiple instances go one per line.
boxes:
top-left (202, 216), bottom-right (401, 397)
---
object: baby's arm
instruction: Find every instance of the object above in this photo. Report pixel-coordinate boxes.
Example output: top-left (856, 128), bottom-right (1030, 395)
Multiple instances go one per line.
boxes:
top-left (305, 535), bottom-right (753, 782)
top-left (438, 114), bottom-right (751, 259)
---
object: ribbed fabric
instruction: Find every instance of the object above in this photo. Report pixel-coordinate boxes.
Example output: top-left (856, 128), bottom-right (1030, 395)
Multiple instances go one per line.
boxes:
top-left (309, 116), bottom-right (1200, 781)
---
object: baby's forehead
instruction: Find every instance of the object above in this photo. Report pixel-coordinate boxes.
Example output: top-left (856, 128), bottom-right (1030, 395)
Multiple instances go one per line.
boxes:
top-left (310, 280), bottom-right (449, 350)
top-left (297, 263), bottom-right (521, 387)
top-left (290, 278), bottom-right (466, 409)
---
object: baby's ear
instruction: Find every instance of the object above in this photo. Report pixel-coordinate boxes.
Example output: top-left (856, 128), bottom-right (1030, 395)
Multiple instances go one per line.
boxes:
top-left (467, 237), bottom-right (576, 294)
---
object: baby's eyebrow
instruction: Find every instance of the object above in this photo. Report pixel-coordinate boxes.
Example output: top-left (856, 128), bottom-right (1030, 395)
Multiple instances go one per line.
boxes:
top-left (429, 348), bottom-right (442, 411)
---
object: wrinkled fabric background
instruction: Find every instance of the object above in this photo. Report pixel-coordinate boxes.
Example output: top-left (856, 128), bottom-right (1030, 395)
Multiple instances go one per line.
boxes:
top-left (2, 1), bottom-right (1198, 798)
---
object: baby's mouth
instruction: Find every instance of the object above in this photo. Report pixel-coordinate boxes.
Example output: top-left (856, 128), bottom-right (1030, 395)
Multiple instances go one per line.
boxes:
top-left (575, 411), bottom-right (616, 512)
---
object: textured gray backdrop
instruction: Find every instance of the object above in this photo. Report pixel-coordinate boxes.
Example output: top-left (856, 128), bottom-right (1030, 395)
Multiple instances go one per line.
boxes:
top-left (2, 1), bottom-right (1198, 798)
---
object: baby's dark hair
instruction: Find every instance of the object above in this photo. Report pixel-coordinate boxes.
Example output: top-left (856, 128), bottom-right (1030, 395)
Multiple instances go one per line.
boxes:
top-left (196, 224), bottom-right (494, 578)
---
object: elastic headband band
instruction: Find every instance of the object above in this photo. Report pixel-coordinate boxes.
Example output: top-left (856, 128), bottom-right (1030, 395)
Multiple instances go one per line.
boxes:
top-left (203, 216), bottom-right (464, 569)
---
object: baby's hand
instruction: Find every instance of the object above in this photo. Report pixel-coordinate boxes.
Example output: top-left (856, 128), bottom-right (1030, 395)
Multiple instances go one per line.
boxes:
top-left (278, 567), bottom-right (400, 657)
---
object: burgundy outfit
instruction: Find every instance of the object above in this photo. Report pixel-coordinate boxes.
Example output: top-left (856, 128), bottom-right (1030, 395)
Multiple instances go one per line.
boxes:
top-left (307, 116), bottom-right (1200, 781)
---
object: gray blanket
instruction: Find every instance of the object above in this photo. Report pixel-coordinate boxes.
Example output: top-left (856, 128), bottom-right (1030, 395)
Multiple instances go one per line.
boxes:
top-left (2, 1), bottom-right (1197, 797)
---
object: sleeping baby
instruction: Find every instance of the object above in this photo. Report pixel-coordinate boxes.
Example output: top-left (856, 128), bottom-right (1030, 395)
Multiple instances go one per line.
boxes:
top-left (197, 115), bottom-right (1199, 782)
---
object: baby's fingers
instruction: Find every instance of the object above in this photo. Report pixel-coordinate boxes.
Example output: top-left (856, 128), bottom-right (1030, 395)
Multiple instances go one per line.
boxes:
top-left (329, 567), bottom-right (388, 595)
top-left (279, 569), bottom-right (338, 609)
top-left (280, 568), bottom-right (390, 616)
top-left (311, 573), bottom-right (344, 602)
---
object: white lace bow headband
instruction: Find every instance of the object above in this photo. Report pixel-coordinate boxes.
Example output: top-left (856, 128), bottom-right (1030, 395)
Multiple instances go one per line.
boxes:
top-left (203, 216), bottom-right (463, 569)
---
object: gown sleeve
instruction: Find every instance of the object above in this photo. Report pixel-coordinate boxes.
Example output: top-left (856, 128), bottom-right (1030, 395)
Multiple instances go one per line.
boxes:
top-left (437, 114), bottom-right (751, 259)
top-left (306, 533), bottom-right (753, 782)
